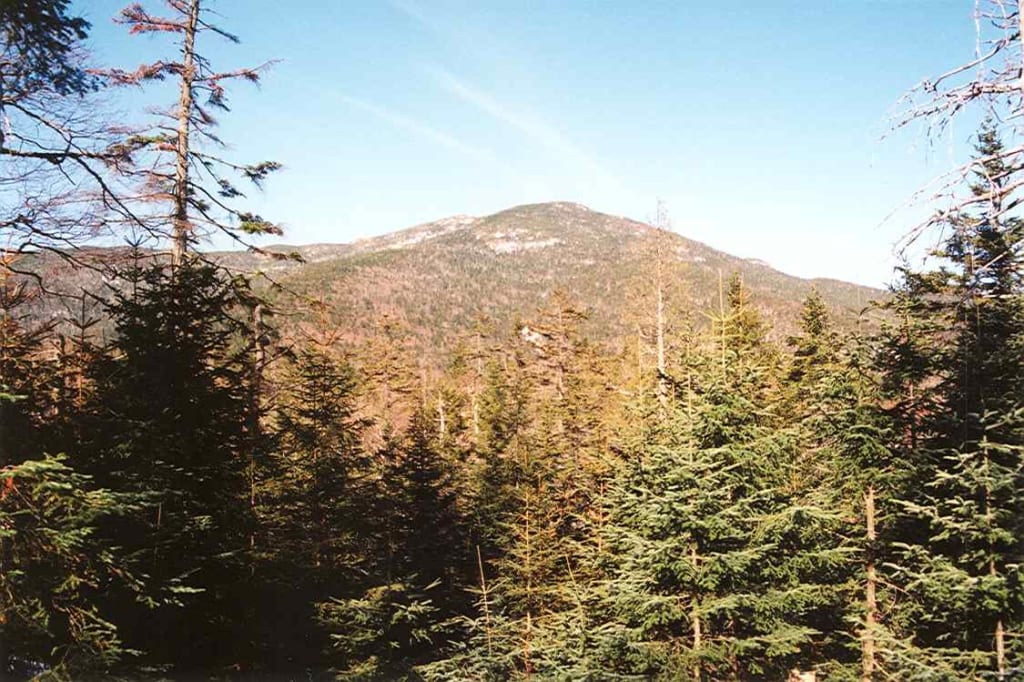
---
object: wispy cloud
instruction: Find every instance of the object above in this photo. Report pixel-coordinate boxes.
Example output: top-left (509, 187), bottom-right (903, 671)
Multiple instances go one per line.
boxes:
top-left (388, 0), bottom-right (436, 33)
top-left (338, 95), bottom-right (502, 168)
top-left (424, 65), bottom-right (622, 191)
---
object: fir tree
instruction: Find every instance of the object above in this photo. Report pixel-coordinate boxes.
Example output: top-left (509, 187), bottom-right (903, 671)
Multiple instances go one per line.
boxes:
top-left (0, 268), bottom-right (149, 678)
top-left (595, 275), bottom-right (856, 680)
top-left (0, 266), bottom-right (54, 467)
top-left (0, 452), bottom-right (148, 678)
top-left (784, 292), bottom-right (895, 680)
top-left (882, 122), bottom-right (1024, 679)
top-left (317, 404), bottom-right (472, 679)
top-left (253, 345), bottom-right (373, 673)
top-left (74, 261), bottom-right (253, 673)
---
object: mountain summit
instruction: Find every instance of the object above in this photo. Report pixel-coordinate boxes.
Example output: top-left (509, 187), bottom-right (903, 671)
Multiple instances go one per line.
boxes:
top-left (223, 202), bottom-right (880, 353)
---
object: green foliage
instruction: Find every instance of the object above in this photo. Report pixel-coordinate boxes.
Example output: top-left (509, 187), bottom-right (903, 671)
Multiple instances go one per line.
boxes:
top-left (253, 346), bottom-right (374, 672)
top-left (5, 224), bottom-right (1021, 681)
top-left (875, 123), bottom-right (1024, 679)
top-left (7, 80), bottom-right (1024, 679)
top-left (0, 276), bottom-right (54, 467)
top-left (0, 0), bottom-right (93, 95)
top-left (71, 261), bottom-right (254, 672)
top-left (271, 347), bottom-right (370, 575)
top-left (314, 399), bottom-right (473, 679)
top-left (0, 454), bottom-right (145, 678)
top-left (319, 582), bottom-right (441, 681)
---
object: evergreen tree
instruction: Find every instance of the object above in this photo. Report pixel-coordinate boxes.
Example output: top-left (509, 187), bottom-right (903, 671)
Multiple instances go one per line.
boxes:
top-left (468, 354), bottom-right (530, 561)
top-left (881, 122), bottom-right (1024, 679)
top-left (0, 452), bottom-right (148, 678)
top-left (74, 261), bottom-right (253, 673)
top-left (595, 275), bottom-right (856, 680)
top-left (0, 268), bottom-right (149, 678)
top-left (0, 0), bottom-right (92, 97)
top-left (0, 267), bottom-right (54, 467)
top-left (318, 404), bottom-right (472, 680)
top-left (784, 292), bottom-right (896, 681)
top-left (252, 345), bottom-right (373, 673)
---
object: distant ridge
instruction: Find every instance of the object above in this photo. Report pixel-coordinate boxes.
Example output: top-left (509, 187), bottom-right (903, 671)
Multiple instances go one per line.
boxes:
top-left (215, 201), bottom-right (883, 353)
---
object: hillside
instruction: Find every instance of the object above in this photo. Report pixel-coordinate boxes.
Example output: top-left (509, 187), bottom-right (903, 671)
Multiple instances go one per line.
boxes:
top-left (13, 202), bottom-right (883, 355)
top-left (221, 201), bottom-right (882, 353)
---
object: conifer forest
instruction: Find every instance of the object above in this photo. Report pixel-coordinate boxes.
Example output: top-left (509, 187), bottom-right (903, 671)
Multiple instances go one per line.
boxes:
top-left (6, 1), bottom-right (1024, 680)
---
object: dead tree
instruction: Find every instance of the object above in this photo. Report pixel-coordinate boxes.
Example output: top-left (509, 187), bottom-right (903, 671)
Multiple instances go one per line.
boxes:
top-left (892, 1), bottom-right (1024, 253)
top-left (101, 0), bottom-right (284, 265)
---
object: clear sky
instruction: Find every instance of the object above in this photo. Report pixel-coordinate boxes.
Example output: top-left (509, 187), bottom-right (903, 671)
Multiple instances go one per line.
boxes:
top-left (75, 0), bottom-right (982, 287)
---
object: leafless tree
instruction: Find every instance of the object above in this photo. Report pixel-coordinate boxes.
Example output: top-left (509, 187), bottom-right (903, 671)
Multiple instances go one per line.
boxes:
top-left (100, 0), bottom-right (286, 266)
top-left (0, 2), bottom-right (137, 264)
top-left (892, 0), bottom-right (1024, 253)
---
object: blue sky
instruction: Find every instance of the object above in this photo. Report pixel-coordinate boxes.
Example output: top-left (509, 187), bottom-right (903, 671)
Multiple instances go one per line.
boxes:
top-left (76, 1), bottom-right (981, 287)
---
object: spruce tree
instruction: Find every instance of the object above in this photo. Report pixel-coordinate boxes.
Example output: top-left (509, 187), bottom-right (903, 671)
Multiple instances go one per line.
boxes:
top-left (253, 345), bottom-right (373, 673)
top-left (0, 268), bottom-right (149, 678)
top-left (595, 274), bottom-right (863, 680)
top-left (0, 451), bottom-right (149, 678)
top-left (74, 261), bottom-right (253, 673)
top-left (317, 404), bottom-right (472, 680)
top-left (881, 121), bottom-right (1024, 679)
top-left (784, 291), bottom-right (895, 680)
top-left (468, 354), bottom-right (530, 561)
top-left (0, 267), bottom-right (53, 467)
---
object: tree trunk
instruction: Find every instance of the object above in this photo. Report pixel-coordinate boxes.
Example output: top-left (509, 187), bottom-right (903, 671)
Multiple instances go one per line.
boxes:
top-left (248, 303), bottom-right (264, 568)
top-left (718, 271), bottom-right (727, 376)
top-left (635, 323), bottom-right (644, 396)
top-left (995, 616), bottom-right (1006, 679)
top-left (862, 485), bottom-right (877, 682)
top-left (1019, 5), bottom-right (1024, 112)
top-left (523, 499), bottom-right (533, 678)
top-left (984, 448), bottom-right (1006, 679)
top-left (0, 515), bottom-right (9, 679)
top-left (476, 545), bottom-right (493, 656)
top-left (472, 331), bottom-right (482, 438)
top-left (171, 0), bottom-right (200, 266)
top-left (437, 394), bottom-right (446, 441)
top-left (656, 275), bottom-right (667, 410)
top-left (691, 543), bottom-right (702, 682)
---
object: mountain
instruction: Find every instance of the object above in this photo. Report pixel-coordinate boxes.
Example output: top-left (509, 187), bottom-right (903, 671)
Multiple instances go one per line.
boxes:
top-left (218, 201), bottom-right (883, 354)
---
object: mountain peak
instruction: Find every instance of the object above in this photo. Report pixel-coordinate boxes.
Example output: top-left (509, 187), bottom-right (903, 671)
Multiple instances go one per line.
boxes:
top-left (496, 201), bottom-right (592, 214)
top-left (481, 201), bottom-right (597, 225)
top-left (207, 201), bottom-right (881, 356)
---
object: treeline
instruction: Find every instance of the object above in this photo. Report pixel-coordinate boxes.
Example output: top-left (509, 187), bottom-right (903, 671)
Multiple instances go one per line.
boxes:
top-left (4, 129), bottom-right (1024, 680)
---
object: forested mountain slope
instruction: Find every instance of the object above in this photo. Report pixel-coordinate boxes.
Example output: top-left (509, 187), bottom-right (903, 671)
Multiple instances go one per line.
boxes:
top-left (218, 201), bottom-right (882, 353)
top-left (13, 201), bottom-right (880, 360)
